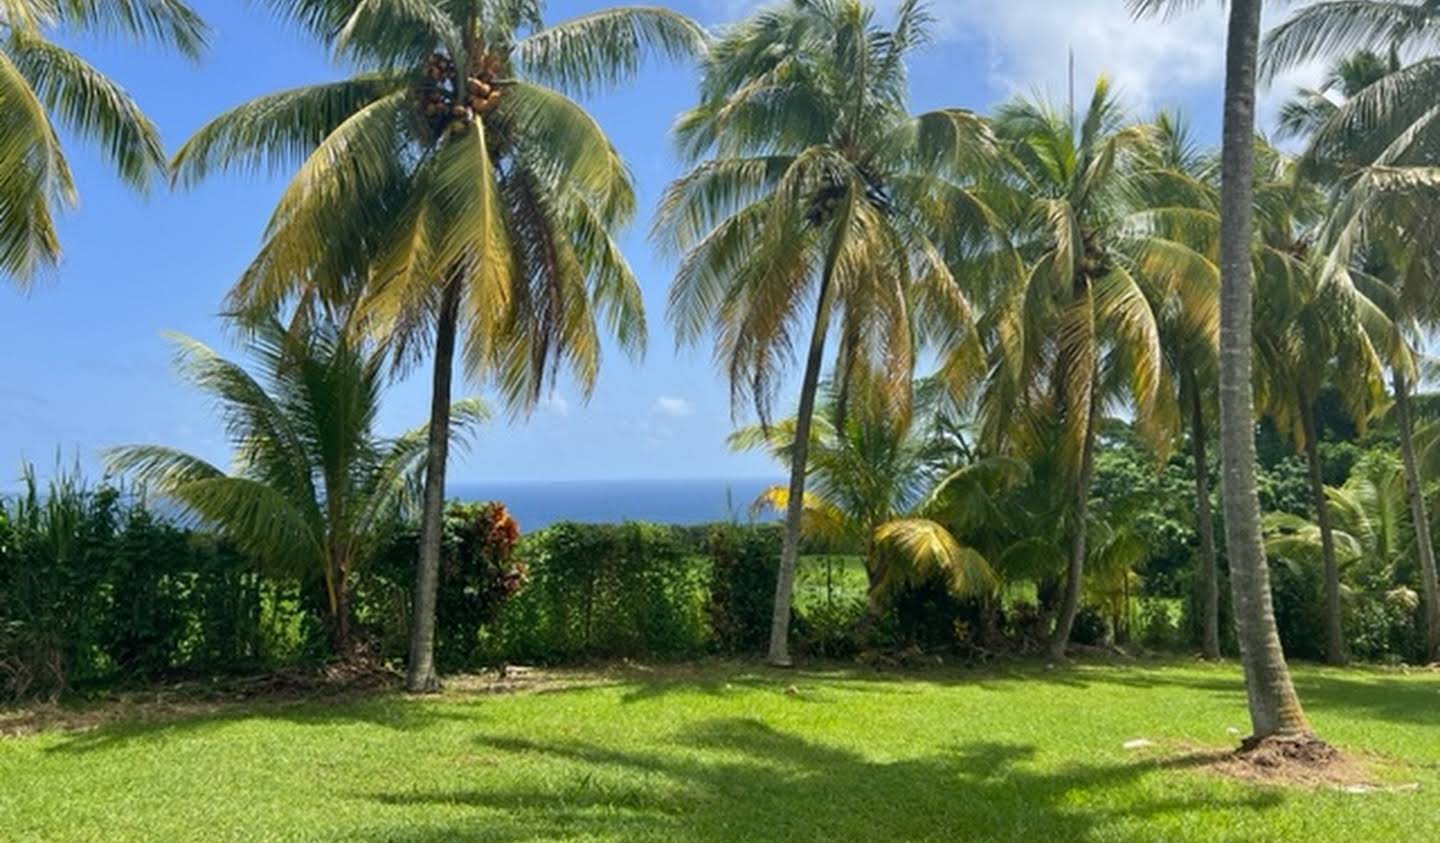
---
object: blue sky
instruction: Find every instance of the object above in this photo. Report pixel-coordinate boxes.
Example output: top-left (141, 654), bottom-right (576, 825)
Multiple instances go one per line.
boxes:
top-left (0, 0), bottom-right (1324, 486)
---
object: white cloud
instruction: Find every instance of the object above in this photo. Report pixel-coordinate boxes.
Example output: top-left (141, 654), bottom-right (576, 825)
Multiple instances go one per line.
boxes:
top-left (950, 1), bottom-right (1326, 128)
top-left (653, 396), bottom-right (696, 418)
top-left (540, 391), bottom-right (570, 417)
top-left (705, 0), bottom-right (1326, 131)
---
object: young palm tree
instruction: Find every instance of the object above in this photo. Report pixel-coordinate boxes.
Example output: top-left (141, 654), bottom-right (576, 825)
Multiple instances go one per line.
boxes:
top-left (658, 0), bottom-right (1007, 666)
top-left (172, 0), bottom-right (706, 690)
top-left (1132, 0), bottom-right (1313, 741)
top-left (1266, 452), bottom-right (1424, 645)
top-left (732, 378), bottom-right (993, 625)
top-left (980, 80), bottom-right (1195, 661)
top-left (0, 0), bottom-right (207, 284)
top-left (106, 318), bottom-right (487, 655)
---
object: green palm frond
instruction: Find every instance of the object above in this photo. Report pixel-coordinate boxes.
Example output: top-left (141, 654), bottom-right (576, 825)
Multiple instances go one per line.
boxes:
top-left (332, 0), bottom-right (464, 69)
top-left (0, 46), bottom-right (71, 283)
top-left (1261, 1), bottom-right (1437, 82)
top-left (56, 0), bottom-right (209, 59)
top-left (516, 5), bottom-right (708, 97)
top-left (170, 75), bottom-right (406, 187)
top-left (874, 518), bottom-right (997, 597)
top-left (7, 34), bottom-right (164, 191)
top-left (498, 81), bottom-right (636, 224)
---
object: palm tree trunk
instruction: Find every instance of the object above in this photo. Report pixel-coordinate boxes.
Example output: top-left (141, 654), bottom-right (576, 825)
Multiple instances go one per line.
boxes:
top-left (1301, 404), bottom-right (1345, 666)
top-left (1217, 0), bottom-right (1310, 740)
top-left (405, 280), bottom-right (461, 692)
top-left (1048, 373), bottom-right (1099, 661)
top-left (859, 542), bottom-right (886, 632)
top-left (767, 276), bottom-right (835, 667)
top-left (1188, 375), bottom-right (1222, 660)
top-left (1393, 369), bottom-right (1440, 662)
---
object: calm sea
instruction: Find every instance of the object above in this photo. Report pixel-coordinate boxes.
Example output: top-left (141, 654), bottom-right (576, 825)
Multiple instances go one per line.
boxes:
top-left (448, 477), bottom-right (783, 533)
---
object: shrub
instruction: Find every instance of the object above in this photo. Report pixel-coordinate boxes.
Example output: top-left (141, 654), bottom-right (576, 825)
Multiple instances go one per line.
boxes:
top-left (1069, 605), bottom-right (1109, 647)
top-left (0, 466), bottom-right (268, 701)
top-left (488, 522), bottom-right (710, 663)
top-left (705, 523), bottom-right (781, 654)
top-left (365, 502), bottom-right (525, 669)
top-left (1135, 598), bottom-right (1183, 651)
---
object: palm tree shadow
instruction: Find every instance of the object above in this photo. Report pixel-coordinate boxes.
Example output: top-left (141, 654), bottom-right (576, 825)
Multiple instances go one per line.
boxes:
top-left (40, 696), bottom-right (467, 755)
top-left (350, 718), bottom-right (1277, 842)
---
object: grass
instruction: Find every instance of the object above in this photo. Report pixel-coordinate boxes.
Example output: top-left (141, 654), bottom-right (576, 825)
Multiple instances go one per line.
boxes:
top-left (2, 660), bottom-right (1437, 842)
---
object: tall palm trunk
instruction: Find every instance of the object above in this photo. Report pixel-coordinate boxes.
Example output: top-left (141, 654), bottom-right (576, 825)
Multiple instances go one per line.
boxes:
top-left (1048, 370), bottom-right (1099, 661)
top-left (1188, 374), bottom-right (1222, 660)
top-left (406, 280), bottom-right (461, 692)
top-left (768, 273), bottom-right (836, 667)
top-left (1393, 369), bottom-right (1440, 662)
top-left (1301, 404), bottom-right (1345, 665)
top-left (1217, 0), bottom-right (1310, 739)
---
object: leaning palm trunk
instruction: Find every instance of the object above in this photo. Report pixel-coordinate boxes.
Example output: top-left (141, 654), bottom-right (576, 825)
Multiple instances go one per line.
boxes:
top-left (406, 281), bottom-right (461, 692)
top-left (768, 275), bottom-right (835, 667)
top-left (1189, 376), bottom-right (1222, 660)
top-left (1217, 0), bottom-right (1310, 739)
top-left (1301, 405), bottom-right (1346, 665)
top-left (1393, 370), bottom-right (1440, 662)
top-left (1048, 373), bottom-right (1100, 661)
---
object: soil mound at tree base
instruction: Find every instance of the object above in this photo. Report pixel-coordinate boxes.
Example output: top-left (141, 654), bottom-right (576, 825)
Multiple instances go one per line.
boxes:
top-left (1211, 733), bottom-right (1366, 788)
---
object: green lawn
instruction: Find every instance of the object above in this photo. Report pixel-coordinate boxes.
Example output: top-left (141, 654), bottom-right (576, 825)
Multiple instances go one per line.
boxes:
top-left (2, 661), bottom-right (1437, 842)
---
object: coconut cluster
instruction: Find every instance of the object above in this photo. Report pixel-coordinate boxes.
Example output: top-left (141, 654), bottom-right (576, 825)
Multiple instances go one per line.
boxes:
top-left (418, 52), bottom-right (507, 137)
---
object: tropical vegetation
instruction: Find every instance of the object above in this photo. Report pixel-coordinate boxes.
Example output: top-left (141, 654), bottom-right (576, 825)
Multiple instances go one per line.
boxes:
top-left (8, 1), bottom-right (1440, 821)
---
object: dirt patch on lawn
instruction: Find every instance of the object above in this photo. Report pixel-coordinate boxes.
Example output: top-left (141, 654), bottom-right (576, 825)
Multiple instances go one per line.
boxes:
top-left (0, 662), bottom-right (400, 739)
top-left (435, 665), bottom-right (611, 697)
top-left (0, 663), bottom-right (620, 739)
top-left (1202, 734), bottom-right (1411, 792)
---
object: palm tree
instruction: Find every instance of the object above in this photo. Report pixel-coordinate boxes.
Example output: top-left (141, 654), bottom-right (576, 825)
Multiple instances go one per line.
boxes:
top-left (1265, 451), bottom-right (1423, 647)
top-left (1273, 47), bottom-right (1440, 662)
top-left (0, 0), bottom-right (207, 285)
top-left (1137, 112), bottom-right (1224, 659)
top-left (1262, 0), bottom-right (1440, 170)
top-left (658, 0), bottom-right (1007, 666)
top-left (172, 0), bottom-right (706, 690)
top-left (732, 378), bottom-right (994, 626)
top-left (1132, 0), bottom-right (1313, 741)
top-left (106, 318), bottom-right (487, 655)
top-left (980, 80), bottom-right (1202, 661)
top-left (1253, 243), bottom-right (1388, 667)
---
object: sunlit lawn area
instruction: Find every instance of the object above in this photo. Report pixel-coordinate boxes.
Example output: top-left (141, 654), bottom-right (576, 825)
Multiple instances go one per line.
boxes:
top-left (2, 661), bottom-right (1437, 842)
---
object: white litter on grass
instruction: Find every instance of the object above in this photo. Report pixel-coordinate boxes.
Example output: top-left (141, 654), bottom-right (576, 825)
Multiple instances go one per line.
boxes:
top-left (1123, 739), bottom-right (1155, 750)
top-left (1226, 726), bottom-right (1241, 736)
top-left (1336, 783), bottom-right (1421, 795)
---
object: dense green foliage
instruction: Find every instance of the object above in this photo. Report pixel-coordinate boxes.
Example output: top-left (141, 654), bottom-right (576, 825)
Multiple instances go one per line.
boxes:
top-left (0, 468), bottom-right (273, 699)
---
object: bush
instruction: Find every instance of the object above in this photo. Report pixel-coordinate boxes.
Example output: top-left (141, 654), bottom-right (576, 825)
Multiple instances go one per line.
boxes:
top-left (1136, 598), bottom-right (1183, 651)
top-left (365, 502), bottom-right (525, 669)
top-left (1346, 591), bottom-right (1423, 664)
top-left (706, 523), bottom-right (781, 654)
top-left (1069, 605), bottom-right (1110, 647)
top-left (0, 467), bottom-right (267, 701)
top-left (487, 522), bottom-right (710, 663)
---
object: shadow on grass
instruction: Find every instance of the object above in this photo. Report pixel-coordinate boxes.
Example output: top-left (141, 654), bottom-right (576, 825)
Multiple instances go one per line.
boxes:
top-left (1059, 664), bottom-right (1440, 727)
top-left (349, 718), bottom-right (1276, 842)
top-left (39, 695), bottom-right (470, 755)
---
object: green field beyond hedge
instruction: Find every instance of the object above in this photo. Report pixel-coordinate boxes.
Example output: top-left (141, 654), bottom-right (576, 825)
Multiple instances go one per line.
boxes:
top-left (2, 661), bottom-right (1436, 842)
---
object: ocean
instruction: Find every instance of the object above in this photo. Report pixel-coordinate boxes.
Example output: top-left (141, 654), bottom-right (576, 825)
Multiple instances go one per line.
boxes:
top-left (447, 477), bottom-right (784, 533)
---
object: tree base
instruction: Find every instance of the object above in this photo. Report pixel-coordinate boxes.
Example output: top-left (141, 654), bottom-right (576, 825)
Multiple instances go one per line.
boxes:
top-left (1237, 732), bottom-right (1338, 766)
top-left (404, 673), bottom-right (443, 695)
